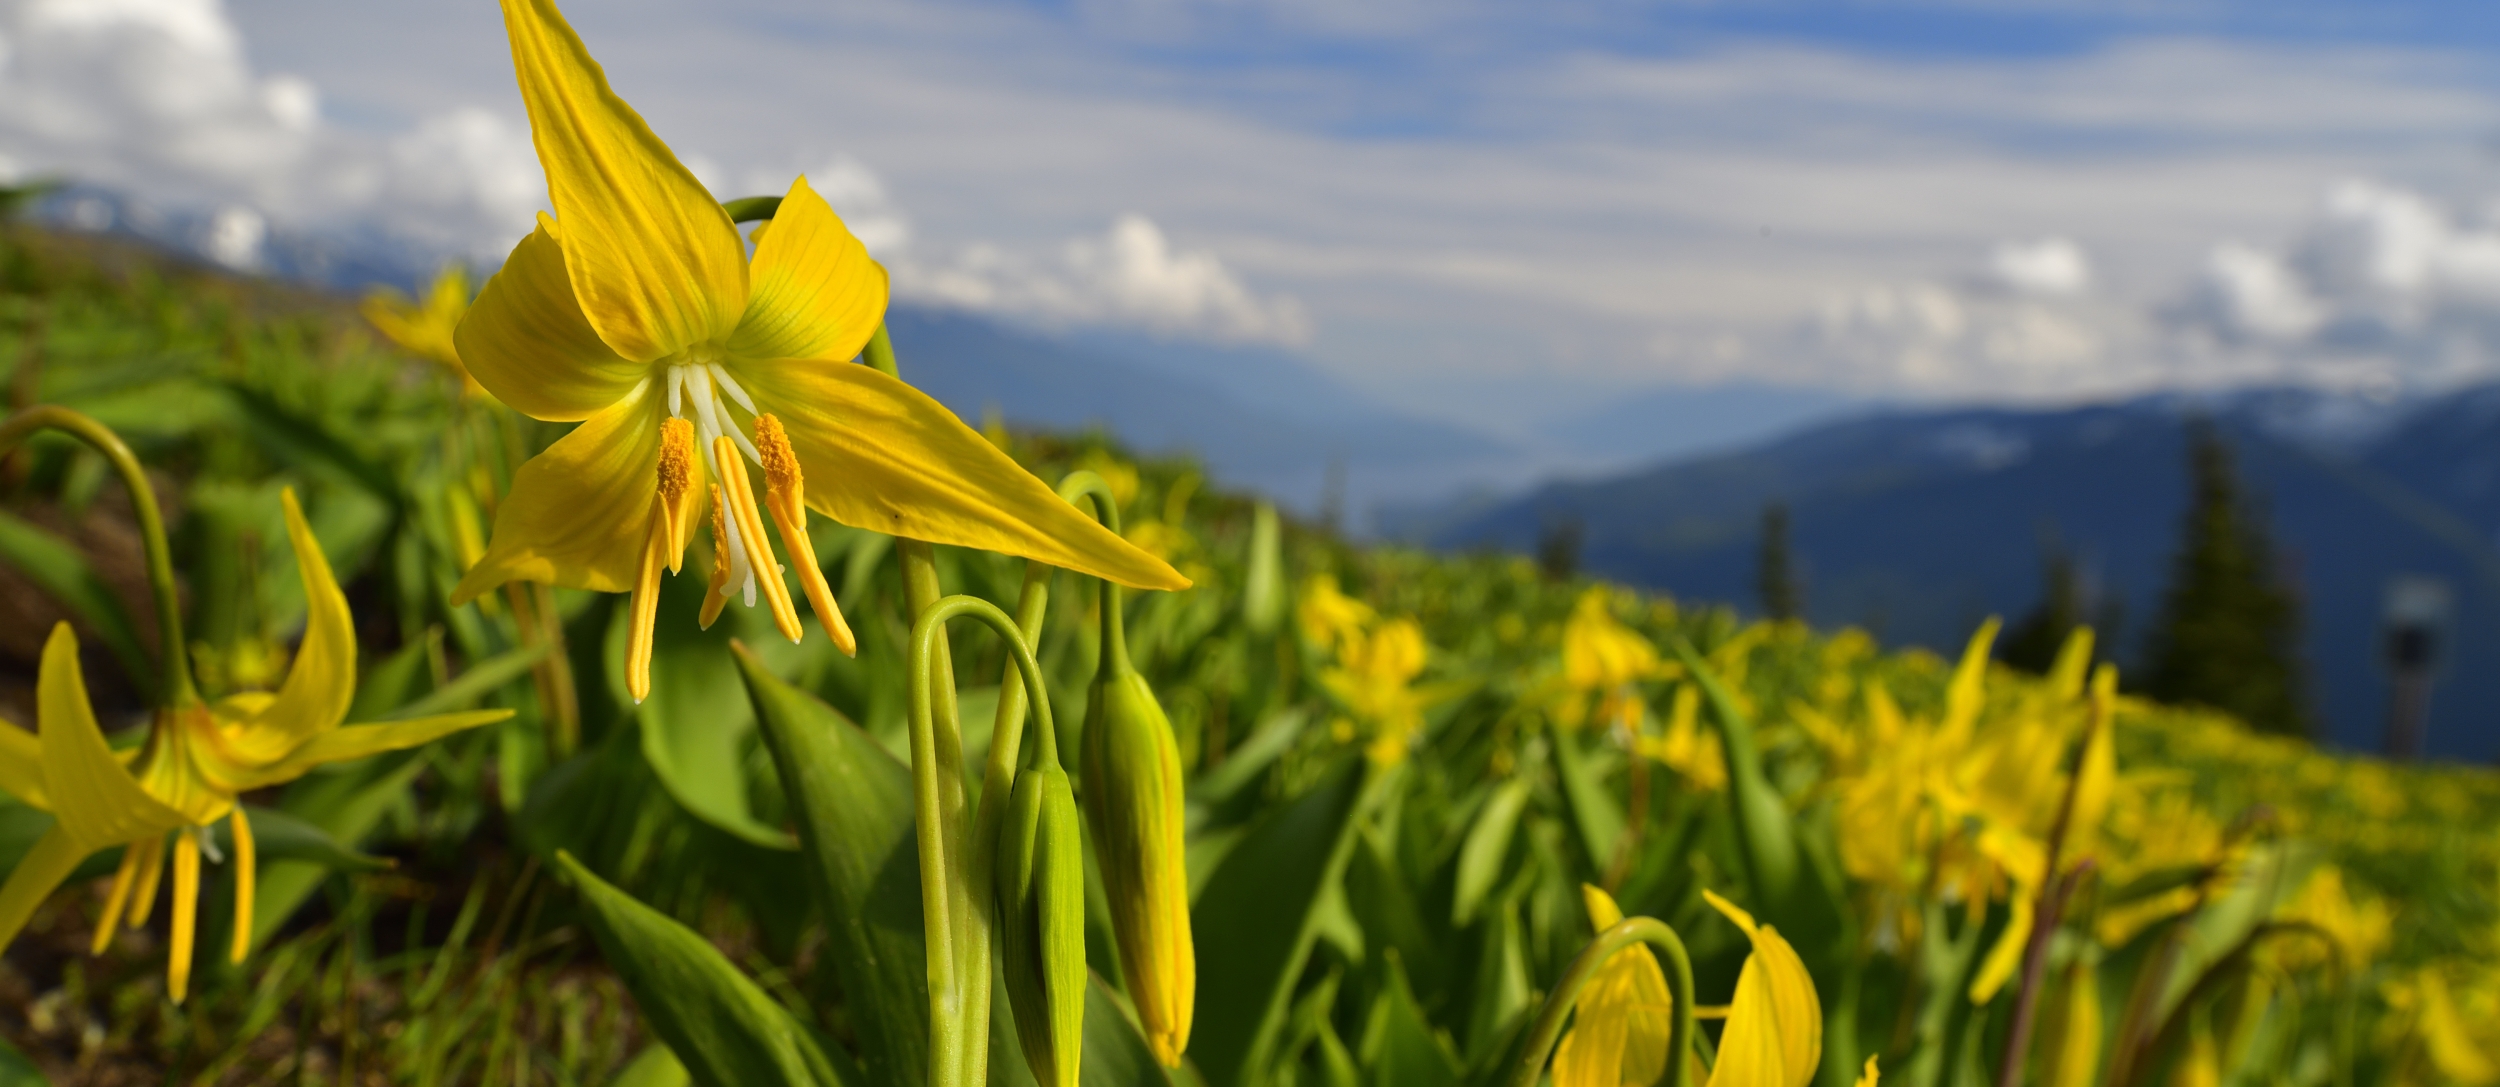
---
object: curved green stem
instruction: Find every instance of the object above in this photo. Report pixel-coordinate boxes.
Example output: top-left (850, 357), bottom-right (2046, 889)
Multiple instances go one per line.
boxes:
top-left (1508, 915), bottom-right (1698, 1087)
top-left (0, 406), bottom-right (194, 707)
top-left (864, 325), bottom-right (899, 378)
top-left (908, 593), bottom-right (1059, 1087)
top-left (1055, 471), bottom-right (1130, 676)
top-left (720, 195), bottom-right (784, 223)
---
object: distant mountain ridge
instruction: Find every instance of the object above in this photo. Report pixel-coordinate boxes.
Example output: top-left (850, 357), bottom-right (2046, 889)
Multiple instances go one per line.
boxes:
top-left (1436, 385), bottom-right (2500, 760)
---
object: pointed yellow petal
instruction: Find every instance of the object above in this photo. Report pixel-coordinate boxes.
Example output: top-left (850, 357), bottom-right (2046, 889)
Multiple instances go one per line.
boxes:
top-left (222, 490), bottom-right (355, 764)
top-left (452, 388), bottom-right (665, 604)
top-left (1582, 882), bottom-right (1626, 929)
top-left (124, 833), bottom-right (165, 928)
top-left (0, 825), bottom-right (87, 955)
top-left (1855, 1057), bottom-right (1881, 1087)
top-left (246, 711), bottom-right (512, 786)
top-left (729, 175), bottom-right (887, 363)
top-left (38, 624), bottom-right (182, 851)
top-left (457, 216), bottom-right (649, 421)
top-left (1705, 889), bottom-right (1821, 1087)
top-left (0, 718), bottom-right (49, 810)
top-left (735, 358), bottom-right (1190, 591)
top-left (1968, 896), bottom-right (2031, 1004)
top-left (499, 0), bottom-right (745, 361)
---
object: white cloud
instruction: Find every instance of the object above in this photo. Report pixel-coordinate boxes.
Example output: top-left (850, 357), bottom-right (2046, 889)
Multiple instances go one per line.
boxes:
top-left (1990, 237), bottom-right (2092, 297)
top-left (2188, 242), bottom-right (2321, 342)
top-left (897, 214), bottom-right (1310, 345)
top-left (202, 203), bottom-right (263, 269)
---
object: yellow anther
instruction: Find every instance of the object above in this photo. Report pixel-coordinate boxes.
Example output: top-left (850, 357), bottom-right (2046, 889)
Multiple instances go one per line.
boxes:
top-left (626, 424), bottom-right (702, 705)
top-left (92, 837), bottom-right (146, 955)
top-left (229, 807), bottom-right (256, 964)
top-left (755, 413), bottom-right (800, 491)
top-left (170, 828), bottom-right (200, 1003)
top-left (714, 436), bottom-right (803, 644)
top-left (126, 833), bottom-right (165, 929)
top-left (658, 417), bottom-right (695, 499)
top-left (753, 413), bottom-right (855, 657)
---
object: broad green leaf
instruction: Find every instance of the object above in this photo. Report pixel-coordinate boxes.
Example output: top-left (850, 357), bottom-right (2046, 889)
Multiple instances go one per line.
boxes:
top-left (218, 383), bottom-right (402, 505)
top-left (256, 751), bottom-right (430, 946)
top-left (553, 851), bottom-right (850, 1087)
top-left (735, 643), bottom-right (929, 1087)
top-left (1550, 725), bottom-right (1625, 874)
top-left (209, 805), bottom-right (390, 872)
top-left (1358, 950), bottom-right (1460, 1087)
top-left (1189, 757), bottom-right (1384, 1087)
top-left (1453, 779), bottom-right (1531, 927)
top-left (0, 1031), bottom-right (43, 1086)
top-left (0, 509), bottom-right (154, 703)
top-left (383, 643), bottom-right (545, 720)
top-left (620, 571), bottom-right (795, 850)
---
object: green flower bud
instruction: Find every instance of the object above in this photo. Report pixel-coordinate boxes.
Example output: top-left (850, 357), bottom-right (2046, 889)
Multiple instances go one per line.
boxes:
top-left (996, 763), bottom-right (1087, 1087)
top-left (1242, 501), bottom-right (1285, 635)
top-left (1081, 669), bottom-right (1195, 1067)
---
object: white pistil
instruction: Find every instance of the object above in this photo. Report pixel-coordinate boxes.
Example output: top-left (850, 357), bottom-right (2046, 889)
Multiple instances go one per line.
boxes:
top-left (708, 362), bottom-right (755, 413)
top-left (666, 361), bottom-right (764, 607)
top-left (195, 824), bottom-right (224, 864)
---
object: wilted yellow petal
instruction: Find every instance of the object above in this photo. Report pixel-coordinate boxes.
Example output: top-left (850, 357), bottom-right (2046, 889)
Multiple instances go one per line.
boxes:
top-left (453, 387), bottom-right (667, 603)
top-left (38, 624), bottom-right (182, 850)
top-left (737, 358), bottom-right (1187, 591)
top-left (729, 175), bottom-right (887, 363)
top-left (221, 490), bottom-right (355, 763)
top-left (458, 216), bottom-right (650, 421)
top-left (498, 0), bottom-right (745, 361)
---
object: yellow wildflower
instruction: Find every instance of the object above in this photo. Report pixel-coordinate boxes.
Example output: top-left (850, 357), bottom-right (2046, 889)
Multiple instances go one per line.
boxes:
top-left (1318, 617), bottom-right (1432, 765)
top-left (364, 264), bottom-right (486, 397)
top-left (0, 490), bottom-right (509, 1001)
top-left (1703, 889), bottom-right (1821, 1087)
top-left (1297, 573), bottom-right (1374, 655)
top-left (451, 0), bottom-right (1184, 703)
top-left (1554, 885), bottom-right (1675, 1087)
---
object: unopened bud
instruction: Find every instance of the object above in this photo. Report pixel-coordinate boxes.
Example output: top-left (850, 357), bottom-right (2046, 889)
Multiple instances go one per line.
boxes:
top-left (1081, 670), bottom-right (1195, 1067)
top-left (996, 764), bottom-right (1086, 1087)
top-left (1241, 501), bottom-right (1284, 635)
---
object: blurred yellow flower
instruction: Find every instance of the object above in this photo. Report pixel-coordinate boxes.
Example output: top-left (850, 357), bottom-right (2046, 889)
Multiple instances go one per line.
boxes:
top-left (1702, 889), bottom-right (1821, 1087)
top-left (1297, 573), bottom-right (1375, 655)
top-left (363, 264), bottom-right (486, 397)
top-left (1635, 683), bottom-right (1725, 793)
top-left (1554, 884), bottom-right (1676, 1087)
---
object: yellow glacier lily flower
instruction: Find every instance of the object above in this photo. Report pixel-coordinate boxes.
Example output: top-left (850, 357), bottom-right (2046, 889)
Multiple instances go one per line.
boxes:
top-left (452, 0), bottom-right (1186, 702)
top-left (0, 490), bottom-right (511, 1002)
top-left (1702, 889), bottom-right (1821, 1087)
top-left (364, 264), bottom-right (485, 398)
top-left (1555, 884), bottom-right (1676, 1087)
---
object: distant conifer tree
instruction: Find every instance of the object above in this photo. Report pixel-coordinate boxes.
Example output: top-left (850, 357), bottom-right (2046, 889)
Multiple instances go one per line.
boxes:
top-left (1536, 515), bottom-right (1582, 583)
top-left (2140, 420), bottom-right (2312, 736)
top-left (1757, 502), bottom-right (1801, 622)
top-left (2001, 543), bottom-right (2086, 675)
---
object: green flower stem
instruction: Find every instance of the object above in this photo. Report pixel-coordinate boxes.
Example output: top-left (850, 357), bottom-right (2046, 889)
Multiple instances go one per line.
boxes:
top-left (720, 195), bottom-right (784, 223)
top-left (1505, 915), bottom-right (1699, 1087)
top-left (910, 593), bottom-right (1059, 1087)
top-left (865, 325), bottom-right (899, 378)
top-left (1053, 471), bottom-right (1130, 677)
top-left (0, 405), bottom-right (194, 707)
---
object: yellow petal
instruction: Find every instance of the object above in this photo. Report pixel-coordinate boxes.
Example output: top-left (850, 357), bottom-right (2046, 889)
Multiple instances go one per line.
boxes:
top-left (452, 387), bottom-right (665, 603)
top-left (37, 624), bottom-right (182, 851)
top-left (1583, 882), bottom-right (1626, 929)
top-left (457, 215), bottom-right (650, 421)
top-left (728, 175), bottom-right (887, 363)
top-left (736, 358), bottom-right (1189, 591)
top-left (221, 489), bottom-right (355, 764)
top-left (0, 825), bottom-right (87, 955)
top-left (1704, 889), bottom-right (1821, 1087)
top-left (169, 827), bottom-right (201, 1003)
top-left (1854, 1057), bottom-right (1881, 1087)
top-left (1968, 895), bottom-right (2031, 1005)
top-left (499, 0), bottom-right (746, 361)
top-left (0, 718), bottom-right (48, 810)
top-left (244, 711), bottom-right (512, 786)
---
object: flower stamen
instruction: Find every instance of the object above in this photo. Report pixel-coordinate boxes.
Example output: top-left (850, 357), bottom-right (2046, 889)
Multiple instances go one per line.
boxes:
top-left (702, 485), bottom-right (734, 629)
top-left (713, 435), bottom-right (803, 643)
top-left (626, 418), bottom-right (701, 703)
top-left (228, 807), bottom-right (255, 965)
top-left (169, 827), bottom-right (200, 1002)
top-left (755, 414), bottom-right (856, 656)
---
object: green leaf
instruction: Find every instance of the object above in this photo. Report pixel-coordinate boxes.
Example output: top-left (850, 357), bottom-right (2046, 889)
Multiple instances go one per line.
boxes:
top-left (1358, 950), bottom-right (1461, 1087)
top-left (620, 571), bottom-right (795, 850)
top-left (210, 805), bottom-right (391, 872)
top-left (611, 1045), bottom-right (692, 1087)
top-left (734, 642), bottom-right (929, 1087)
top-left (1452, 780), bottom-right (1532, 928)
top-left (1078, 970), bottom-right (1175, 1087)
top-left (0, 1031), bottom-right (44, 1086)
top-left (255, 753), bottom-right (432, 946)
top-left (553, 851), bottom-right (850, 1087)
top-left (382, 642), bottom-right (545, 721)
top-left (0, 509), bottom-right (155, 704)
top-left (1189, 757), bottom-right (1384, 1087)
top-left (217, 383), bottom-right (402, 506)
top-left (1550, 725), bottom-right (1625, 874)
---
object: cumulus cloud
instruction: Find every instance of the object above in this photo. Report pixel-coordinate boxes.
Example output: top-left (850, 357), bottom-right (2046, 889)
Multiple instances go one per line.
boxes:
top-left (0, 0), bottom-right (1304, 345)
top-left (895, 215), bottom-right (1313, 345)
top-left (1989, 237), bottom-right (2091, 297)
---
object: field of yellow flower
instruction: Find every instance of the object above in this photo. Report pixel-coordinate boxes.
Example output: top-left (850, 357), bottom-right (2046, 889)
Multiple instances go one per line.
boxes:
top-left (0, 2), bottom-right (2496, 1084)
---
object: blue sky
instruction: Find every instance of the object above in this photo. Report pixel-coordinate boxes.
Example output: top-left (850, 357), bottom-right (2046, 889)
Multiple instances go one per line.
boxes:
top-left (10, 0), bottom-right (2500, 440)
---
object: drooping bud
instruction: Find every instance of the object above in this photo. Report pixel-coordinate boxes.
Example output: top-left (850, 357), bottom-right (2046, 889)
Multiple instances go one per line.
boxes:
top-left (1081, 668), bottom-right (1195, 1066)
top-left (1241, 500), bottom-right (1284, 635)
top-left (995, 763), bottom-right (1086, 1087)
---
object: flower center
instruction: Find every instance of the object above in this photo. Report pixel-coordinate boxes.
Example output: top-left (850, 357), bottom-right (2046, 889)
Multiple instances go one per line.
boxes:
top-left (664, 358), bottom-right (764, 604)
